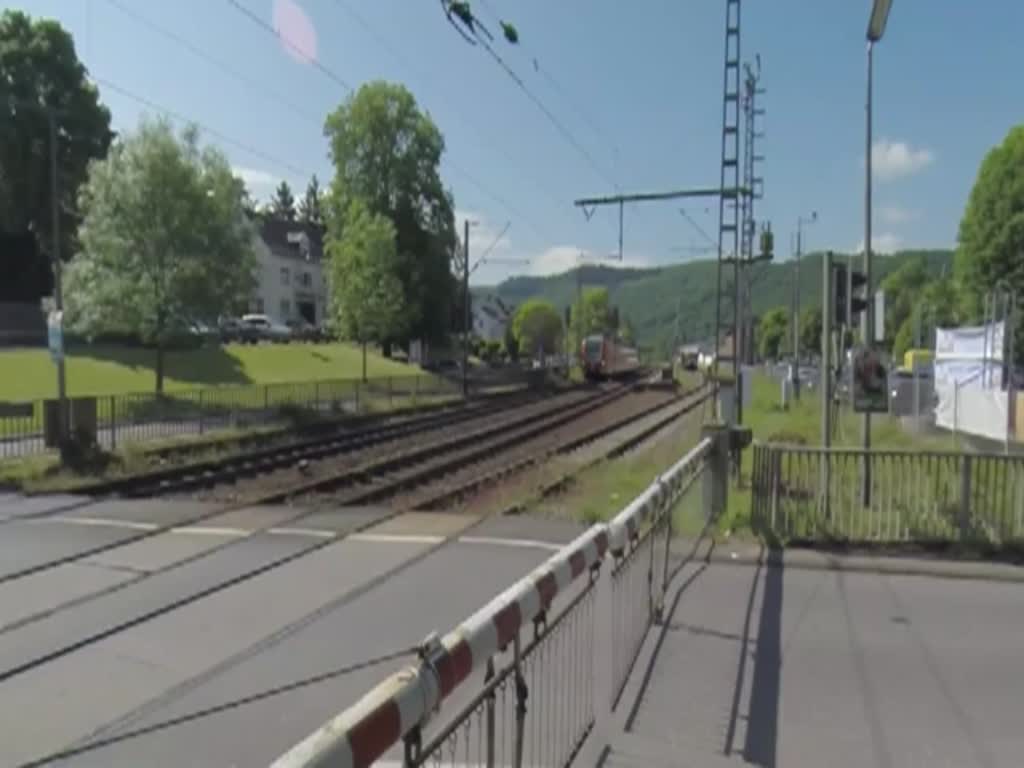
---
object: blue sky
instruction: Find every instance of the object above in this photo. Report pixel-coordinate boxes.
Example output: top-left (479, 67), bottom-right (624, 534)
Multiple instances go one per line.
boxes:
top-left (17, 0), bottom-right (1024, 285)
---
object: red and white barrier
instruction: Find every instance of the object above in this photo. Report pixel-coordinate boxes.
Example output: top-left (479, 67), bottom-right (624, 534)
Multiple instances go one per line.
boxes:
top-left (271, 526), bottom-right (608, 768)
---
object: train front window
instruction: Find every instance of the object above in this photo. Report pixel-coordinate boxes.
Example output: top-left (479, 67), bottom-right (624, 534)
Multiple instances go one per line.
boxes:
top-left (583, 338), bottom-right (603, 361)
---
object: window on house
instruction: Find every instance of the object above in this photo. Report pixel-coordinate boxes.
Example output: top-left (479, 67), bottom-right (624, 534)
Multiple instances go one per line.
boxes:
top-left (281, 267), bottom-right (290, 285)
top-left (254, 297), bottom-right (264, 313)
top-left (280, 299), bottom-right (291, 319)
top-left (302, 271), bottom-right (312, 288)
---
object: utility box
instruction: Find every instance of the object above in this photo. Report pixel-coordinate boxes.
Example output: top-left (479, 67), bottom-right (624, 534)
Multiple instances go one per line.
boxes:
top-left (43, 397), bottom-right (98, 447)
top-left (717, 382), bottom-right (736, 425)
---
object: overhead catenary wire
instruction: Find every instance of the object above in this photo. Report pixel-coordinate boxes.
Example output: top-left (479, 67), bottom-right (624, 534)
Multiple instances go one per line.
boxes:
top-left (15, 645), bottom-right (419, 768)
top-left (92, 76), bottom-right (313, 179)
top-left (102, 0), bottom-right (323, 127)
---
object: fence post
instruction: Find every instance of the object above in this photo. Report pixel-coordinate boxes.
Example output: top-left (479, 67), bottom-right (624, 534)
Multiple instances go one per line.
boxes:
top-left (701, 424), bottom-right (729, 521)
top-left (355, 381), bottom-right (361, 414)
top-left (484, 658), bottom-right (496, 768)
top-left (959, 454), bottom-right (973, 539)
top-left (263, 384), bottom-right (269, 419)
top-left (198, 389), bottom-right (204, 436)
top-left (110, 395), bottom-right (117, 451)
top-left (512, 634), bottom-right (527, 768)
top-left (770, 449), bottom-right (781, 531)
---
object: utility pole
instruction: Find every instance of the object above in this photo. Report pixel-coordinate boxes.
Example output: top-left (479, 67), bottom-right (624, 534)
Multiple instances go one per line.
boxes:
top-left (462, 218), bottom-right (470, 397)
top-left (49, 109), bottom-right (67, 445)
top-left (821, 251), bottom-right (833, 519)
top-left (740, 56), bottom-right (765, 366)
top-left (792, 212), bottom-right (816, 400)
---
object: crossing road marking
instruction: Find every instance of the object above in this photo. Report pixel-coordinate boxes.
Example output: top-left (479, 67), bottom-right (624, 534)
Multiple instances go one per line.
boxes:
top-left (347, 532), bottom-right (446, 545)
top-left (267, 527), bottom-right (336, 539)
top-left (50, 516), bottom-right (158, 531)
top-left (458, 535), bottom-right (563, 552)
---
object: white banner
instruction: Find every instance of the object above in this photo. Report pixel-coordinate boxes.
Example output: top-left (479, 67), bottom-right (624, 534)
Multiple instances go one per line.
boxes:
top-left (935, 381), bottom-right (1009, 443)
top-left (935, 321), bottom-right (1004, 362)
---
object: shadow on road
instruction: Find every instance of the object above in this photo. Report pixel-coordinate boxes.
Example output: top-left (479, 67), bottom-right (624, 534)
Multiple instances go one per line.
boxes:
top-left (743, 550), bottom-right (783, 767)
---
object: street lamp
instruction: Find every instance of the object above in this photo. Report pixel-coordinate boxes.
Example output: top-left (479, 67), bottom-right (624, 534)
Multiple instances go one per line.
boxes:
top-left (792, 211), bottom-right (817, 400)
top-left (863, 0), bottom-right (893, 497)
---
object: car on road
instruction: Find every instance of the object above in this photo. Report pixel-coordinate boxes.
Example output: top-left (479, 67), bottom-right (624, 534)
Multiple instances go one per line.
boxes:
top-left (241, 314), bottom-right (292, 343)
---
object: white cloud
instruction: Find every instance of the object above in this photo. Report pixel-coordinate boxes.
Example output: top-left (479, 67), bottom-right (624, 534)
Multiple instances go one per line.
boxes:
top-left (853, 232), bottom-right (904, 254)
top-left (879, 205), bottom-right (916, 224)
top-left (871, 139), bottom-right (934, 181)
top-left (528, 247), bottom-right (653, 277)
top-left (233, 166), bottom-right (279, 193)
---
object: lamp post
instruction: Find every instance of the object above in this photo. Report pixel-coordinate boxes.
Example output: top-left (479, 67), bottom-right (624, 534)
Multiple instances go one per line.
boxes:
top-left (792, 211), bottom-right (817, 400)
top-left (863, 0), bottom-right (893, 502)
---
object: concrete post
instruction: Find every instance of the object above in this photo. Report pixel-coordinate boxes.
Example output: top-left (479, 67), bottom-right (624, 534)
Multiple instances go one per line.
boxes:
top-left (701, 423), bottom-right (730, 520)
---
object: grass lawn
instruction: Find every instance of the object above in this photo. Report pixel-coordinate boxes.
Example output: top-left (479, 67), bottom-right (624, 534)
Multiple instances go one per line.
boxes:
top-left (0, 342), bottom-right (426, 401)
top-left (720, 370), bottom-right (967, 536)
top-left (525, 397), bottom-right (713, 537)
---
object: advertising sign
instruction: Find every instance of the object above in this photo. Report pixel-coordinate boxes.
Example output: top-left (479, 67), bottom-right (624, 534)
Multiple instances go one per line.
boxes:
top-left (851, 344), bottom-right (888, 413)
top-left (47, 310), bottom-right (64, 364)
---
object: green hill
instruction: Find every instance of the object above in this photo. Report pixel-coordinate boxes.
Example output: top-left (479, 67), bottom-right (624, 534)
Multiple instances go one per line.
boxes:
top-left (476, 249), bottom-right (954, 355)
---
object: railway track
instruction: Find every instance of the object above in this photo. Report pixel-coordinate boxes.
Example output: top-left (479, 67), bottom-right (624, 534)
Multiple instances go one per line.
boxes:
top-left (0, 384), bottom-right (632, 585)
top-left (0, 384), bottom-right (709, 689)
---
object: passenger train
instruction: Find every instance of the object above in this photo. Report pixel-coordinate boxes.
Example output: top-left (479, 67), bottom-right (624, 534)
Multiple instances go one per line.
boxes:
top-left (580, 334), bottom-right (641, 381)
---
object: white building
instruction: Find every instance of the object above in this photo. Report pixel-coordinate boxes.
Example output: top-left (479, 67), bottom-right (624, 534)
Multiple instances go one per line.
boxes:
top-left (250, 219), bottom-right (329, 325)
top-left (471, 294), bottom-right (513, 342)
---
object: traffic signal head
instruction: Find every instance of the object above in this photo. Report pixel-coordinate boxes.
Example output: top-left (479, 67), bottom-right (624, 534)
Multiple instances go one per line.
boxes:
top-left (850, 269), bottom-right (869, 320)
top-left (833, 264), bottom-right (848, 326)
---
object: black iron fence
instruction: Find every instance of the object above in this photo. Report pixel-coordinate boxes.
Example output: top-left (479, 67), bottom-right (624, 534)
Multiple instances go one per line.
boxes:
top-left (751, 442), bottom-right (1024, 545)
top-left (0, 374), bottom-right (471, 459)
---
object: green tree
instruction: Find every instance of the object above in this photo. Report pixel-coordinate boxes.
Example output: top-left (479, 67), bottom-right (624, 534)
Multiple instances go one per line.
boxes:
top-left (324, 81), bottom-right (457, 345)
top-left (756, 306), bottom-right (789, 360)
top-left (512, 299), bottom-right (563, 360)
top-left (0, 10), bottom-right (113, 295)
top-left (65, 118), bottom-right (257, 393)
top-left (503, 325), bottom-right (520, 361)
top-left (619, 316), bottom-right (635, 345)
top-left (299, 174), bottom-right (323, 225)
top-left (327, 199), bottom-right (405, 380)
top-left (571, 286), bottom-right (612, 347)
top-left (271, 180), bottom-right (296, 221)
top-left (879, 256), bottom-right (930, 346)
top-left (955, 124), bottom-right (1024, 328)
top-left (799, 305), bottom-right (822, 355)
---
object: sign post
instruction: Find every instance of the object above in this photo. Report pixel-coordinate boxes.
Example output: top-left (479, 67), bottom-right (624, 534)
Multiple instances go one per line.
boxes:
top-left (851, 344), bottom-right (889, 414)
top-left (47, 310), bottom-right (67, 447)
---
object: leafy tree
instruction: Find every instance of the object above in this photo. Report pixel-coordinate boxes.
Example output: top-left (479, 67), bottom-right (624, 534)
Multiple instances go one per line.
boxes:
top-left (327, 199), bottom-right (405, 380)
top-left (324, 81), bottom-right (457, 345)
top-left (619, 316), bottom-right (635, 345)
top-left (570, 286), bottom-right (612, 348)
top-left (271, 180), bottom-right (297, 221)
top-left (512, 299), bottom-right (563, 360)
top-left (955, 124), bottom-right (1024, 325)
top-left (756, 306), bottom-right (789, 360)
top-left (879, 256), bottom-right (929, 346)
top-left (799, 305), bottom-right (822, 355)
top-left (503, 325), bottom-right (520, 361)
top-left (0, 10), bottom-right (112, 296)
top-left (65, 118), bottom-right (257, 393)
top-left (299, 174), bottom-right (323, 225)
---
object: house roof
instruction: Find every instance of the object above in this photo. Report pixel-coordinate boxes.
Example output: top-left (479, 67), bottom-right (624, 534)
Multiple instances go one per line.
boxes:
top-left (259, 218), bottom-right (325, 263)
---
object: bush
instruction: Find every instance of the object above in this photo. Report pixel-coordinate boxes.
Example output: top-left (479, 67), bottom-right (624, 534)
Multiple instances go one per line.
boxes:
top-left (766, 430), bottom-right (808, 445)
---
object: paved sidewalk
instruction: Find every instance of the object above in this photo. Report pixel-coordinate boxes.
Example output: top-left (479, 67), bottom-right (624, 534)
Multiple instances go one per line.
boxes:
top-left (588, 553), bottom-right (1024, 768)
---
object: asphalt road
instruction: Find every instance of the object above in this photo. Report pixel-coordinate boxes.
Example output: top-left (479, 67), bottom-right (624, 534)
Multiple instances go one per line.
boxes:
top-left (0, 493), bottom-right (589, 767)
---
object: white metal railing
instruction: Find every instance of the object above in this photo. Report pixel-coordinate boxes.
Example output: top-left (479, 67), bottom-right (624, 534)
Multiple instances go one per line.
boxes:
top-left (270, 430), bottom-right (727, 768)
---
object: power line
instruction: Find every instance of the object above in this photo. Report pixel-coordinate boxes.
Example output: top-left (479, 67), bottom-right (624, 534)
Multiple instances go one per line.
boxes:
top-left (17, 645), bottom-right (418, 768)
top-left (678, 207), bottom-right (717, 249)
top-left (330, 0), bottom-right (593, 244)
top-left (93, 76), bottom-right (312, 178)
top-left (474, 0), bottom-right (621, 176)
top-left (224, 0), bottom-right (352, 93)
top-left (470, 32), bottom-right (619, 191)
top-left (103, 0), bottom-right (322, 127)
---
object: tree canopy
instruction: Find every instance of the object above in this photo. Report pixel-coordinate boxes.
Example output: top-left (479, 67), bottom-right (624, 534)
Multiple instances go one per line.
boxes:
top-left (799, 305), bottom-right (822, 355)
top-left (570, 286), bottom-right (612, 347)
top-left (324, 81), bottom-right (457, 345)
top-left (955, 124), bottom-right (1024, 329)
top-left (65, 118), bottom-right (257, 392)
top-left (512, 299), bottom-right (563, 359)
top-left (326, 199), bottom-right (405, 378)
top-left (299, 174), bottom-right (323, 225)
top-left (0, 10), bottom-right (112, 298)
top-left (880, 256), bottom-right (930, 346)
top-left (271, 180), bottom-right (297, 221)
top-left (756, 306), bottom-right (789, 360)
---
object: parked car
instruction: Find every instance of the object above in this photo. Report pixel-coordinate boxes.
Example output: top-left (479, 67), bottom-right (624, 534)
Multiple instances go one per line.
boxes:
top-left (219, 317), bottom-right (260, 344)
top-left (241, 314), bottom-right (292, 343)
top-left (286, 319), bottom-right (325, 342)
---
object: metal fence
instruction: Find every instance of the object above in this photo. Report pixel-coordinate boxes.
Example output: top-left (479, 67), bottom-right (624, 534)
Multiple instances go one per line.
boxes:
top-left (0, 374), bottom-right (469, 459)
top-left (271, 427), bottom-right (728, 768)
top-left (751, 442), bottom-right (1024, 544)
